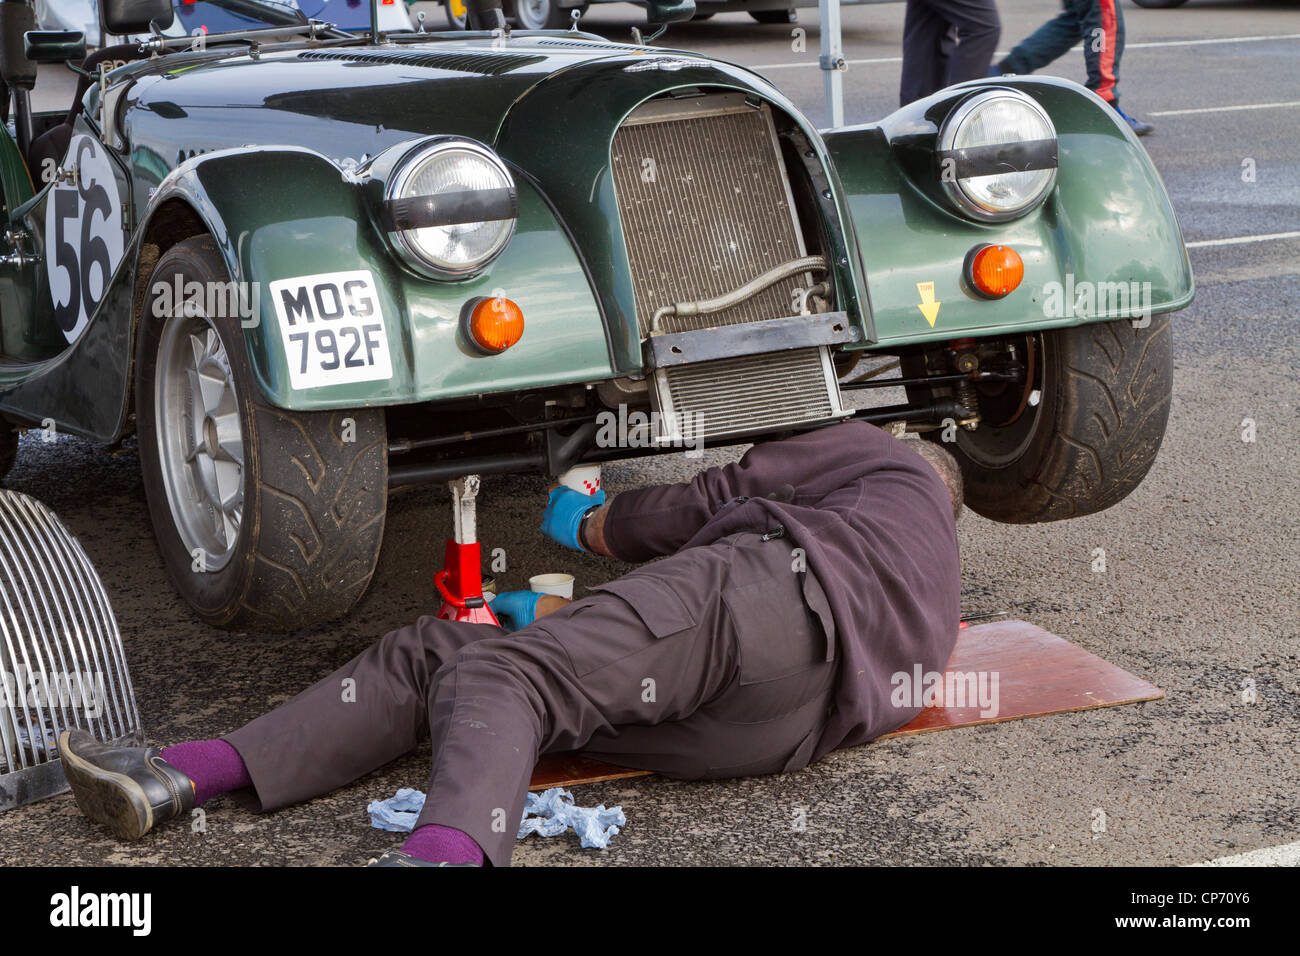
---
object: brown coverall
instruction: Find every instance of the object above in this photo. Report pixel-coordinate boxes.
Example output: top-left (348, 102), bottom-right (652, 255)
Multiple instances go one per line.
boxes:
top-left (225, 422), bottom-right (961, 866)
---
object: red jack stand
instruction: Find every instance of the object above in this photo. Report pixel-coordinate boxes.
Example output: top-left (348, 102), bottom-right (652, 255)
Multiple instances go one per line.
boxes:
top-left (434, 475), bottom-right (500, 625)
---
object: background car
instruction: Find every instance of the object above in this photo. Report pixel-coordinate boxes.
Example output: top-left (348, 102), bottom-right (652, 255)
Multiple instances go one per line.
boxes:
top-left (436, 0), bottom-right (898, 32)
top-left (172, 0), bottom-right (412, 35)
top-left (35, 0), bottom-right (412, 48)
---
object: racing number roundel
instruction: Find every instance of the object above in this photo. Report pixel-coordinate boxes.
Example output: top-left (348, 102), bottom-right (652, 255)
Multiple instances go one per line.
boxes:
top-left (45, 134), bottom-right (125, 343)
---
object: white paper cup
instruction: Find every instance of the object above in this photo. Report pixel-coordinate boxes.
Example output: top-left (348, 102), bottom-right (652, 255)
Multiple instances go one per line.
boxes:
top-left (559, 465), bottom-right (602, 497)
top-left (529, 573), bottom-right (575, 599)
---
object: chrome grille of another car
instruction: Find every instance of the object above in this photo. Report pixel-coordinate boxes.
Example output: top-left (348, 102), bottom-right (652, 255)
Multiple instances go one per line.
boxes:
top-left (610, 92), bottom-right (846, 443)
top-left (0, 490), bottom-right (143, 811)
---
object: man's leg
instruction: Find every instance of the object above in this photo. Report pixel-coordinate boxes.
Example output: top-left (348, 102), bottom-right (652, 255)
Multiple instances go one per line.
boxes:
top-left (1075, 0), bottom-right (1123, 106)
top-left (222, 616), bottom-right (493, 811)
top-left (411, 532), bottom-right (834, 866)
top-left (937, 0), bottom-right (1001, 88)
top-left (579, 533), bottom-right (838, 780)
top-left (57, 615), bottom-right (496, 845)
top-left (998, 2), bottom-right (1081, 75)
top-left (900, 0), bottom-right (949, 106)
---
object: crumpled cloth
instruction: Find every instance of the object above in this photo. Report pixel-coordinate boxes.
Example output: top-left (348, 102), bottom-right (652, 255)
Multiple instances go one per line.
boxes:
top-left (518, 788), bottom-right (625, 849)
top-left (366, 786), bottom-right (626, 850)
top-left (367, 788), bottom-right (427, 833)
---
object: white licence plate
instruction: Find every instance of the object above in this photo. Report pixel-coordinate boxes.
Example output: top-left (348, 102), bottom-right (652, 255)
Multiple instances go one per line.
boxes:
top-left (270, 270), bottom-right (394, 390)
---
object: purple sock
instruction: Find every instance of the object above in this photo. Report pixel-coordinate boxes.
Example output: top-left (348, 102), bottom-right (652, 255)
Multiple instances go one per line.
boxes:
top-left (160, 739), bottom-right (252, 807)
top-left (401, 824), bottom-right (484, 866)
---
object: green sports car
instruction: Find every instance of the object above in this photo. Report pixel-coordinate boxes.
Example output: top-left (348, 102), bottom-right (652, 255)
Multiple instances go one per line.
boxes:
top-left (0, 0), bottom-right (1192, 629)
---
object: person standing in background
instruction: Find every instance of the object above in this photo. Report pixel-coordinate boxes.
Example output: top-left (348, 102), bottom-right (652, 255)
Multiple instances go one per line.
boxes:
top-left (993, 0), bottom-right (1154, 135)
top-left (900, 0), bottom-right (1002, 106)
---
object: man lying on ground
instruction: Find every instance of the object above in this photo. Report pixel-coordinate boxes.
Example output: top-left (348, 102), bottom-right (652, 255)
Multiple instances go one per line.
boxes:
top-left (58, 422), bottom-right (963, 866)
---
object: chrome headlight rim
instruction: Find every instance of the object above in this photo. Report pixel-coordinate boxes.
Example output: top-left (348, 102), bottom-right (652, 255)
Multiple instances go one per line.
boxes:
top-left (936, 88), bottom-right (1058, 224)
top-left (383, 137), bottom-right (518, 280)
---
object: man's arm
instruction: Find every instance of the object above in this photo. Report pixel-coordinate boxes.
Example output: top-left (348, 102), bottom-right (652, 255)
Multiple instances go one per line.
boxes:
top-left (597, 421), bottom-right (903, 561)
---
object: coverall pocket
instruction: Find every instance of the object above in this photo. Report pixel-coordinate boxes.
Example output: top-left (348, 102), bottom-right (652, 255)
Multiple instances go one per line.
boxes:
top-left (588, 576), bottom-right (697, 638)
top-left (537, 574), bottom-right (700, 678)
top-left (723, 576), bottom-right (829, 687)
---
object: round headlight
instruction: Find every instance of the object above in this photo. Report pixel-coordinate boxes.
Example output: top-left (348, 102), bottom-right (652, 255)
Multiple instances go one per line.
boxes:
top-left (937, 90), bottom-right (1057, 222)
top-left (385, 139), bottom-right (517, 278)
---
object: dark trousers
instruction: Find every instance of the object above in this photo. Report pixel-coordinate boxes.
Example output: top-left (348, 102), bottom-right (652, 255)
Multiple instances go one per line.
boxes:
top-left (1000, 0), bottom-right (1125, 105)
top-left (900, 0), bottom-right (1002, 106)
top-left (224, 531), bottom-right (836, 866)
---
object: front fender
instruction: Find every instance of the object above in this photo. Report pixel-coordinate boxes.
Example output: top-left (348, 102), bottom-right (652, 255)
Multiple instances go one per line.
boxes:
top-left (145, 145), bottom-right (612, 411)
top-left (824, 76), bottom-right (1194, 347)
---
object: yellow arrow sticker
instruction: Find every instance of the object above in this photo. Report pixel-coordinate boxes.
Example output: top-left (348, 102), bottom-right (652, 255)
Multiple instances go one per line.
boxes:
top-left (916, 281), bottom-right (941, 327)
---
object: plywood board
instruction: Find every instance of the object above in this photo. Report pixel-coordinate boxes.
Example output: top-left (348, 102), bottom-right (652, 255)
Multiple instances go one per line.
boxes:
top-left (528, 619), bottom-right (1163, 789)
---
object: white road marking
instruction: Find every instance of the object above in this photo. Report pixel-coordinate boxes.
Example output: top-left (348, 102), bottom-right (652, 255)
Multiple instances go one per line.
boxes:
top-left (1150, 100), bottom-right (1300, 116)
top-left (1191, 840), bottom-right (1300, 866)
top-left (1186, 231), bottom-right (1300, 249)
top-left (1122, 32), bottom-right (1300, 50)
top-left (750, 32), bottom-right (1300, 71)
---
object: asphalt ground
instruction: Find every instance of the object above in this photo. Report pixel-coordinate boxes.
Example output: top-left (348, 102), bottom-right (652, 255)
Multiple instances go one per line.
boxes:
top-left (1, 0), bottom-right (1297, 867)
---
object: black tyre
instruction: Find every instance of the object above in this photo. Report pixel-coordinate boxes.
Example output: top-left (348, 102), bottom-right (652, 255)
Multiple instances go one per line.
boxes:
top-left (508, 0), bottom-right (574, 30)
top-left (923, 317), bottom-right (1172, 523)
top-left (750, 9), bottom-right (796, 23)
top-left (135, 236), bottom-right (388, 631)
top-left (1130, 0), bottom-right (1188, 8)
top-left (0, 423), bottom-right (16, 481)
top-left (692, 11), bottom-right (715, 19)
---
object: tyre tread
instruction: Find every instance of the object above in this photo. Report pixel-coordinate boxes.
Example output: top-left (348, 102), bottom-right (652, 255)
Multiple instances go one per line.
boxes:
top-left (960, 316), bottom-right (1171, 523)
top-left (137, 235), bottom-right (387, 632)
top-left (234, 410), bottom-right (387, 630)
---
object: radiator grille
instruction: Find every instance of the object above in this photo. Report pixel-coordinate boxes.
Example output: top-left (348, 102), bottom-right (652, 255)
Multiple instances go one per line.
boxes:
top-left (657, 348), bottom-right (838, 442)
top-left (0, 490), bottom-right (143, 810)
top-left (611, 95), bottom-right (812, 336)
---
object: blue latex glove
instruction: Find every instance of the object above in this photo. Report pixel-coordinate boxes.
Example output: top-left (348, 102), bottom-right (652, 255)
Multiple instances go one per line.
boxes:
top-left (368, 786), bottom-right (626, 850)
top-left (540, 486), bottom-right (606, 551)
top-left (518, 788), bottom-right (626, 849)
top-left (489, 590), bottom-right (542, 633)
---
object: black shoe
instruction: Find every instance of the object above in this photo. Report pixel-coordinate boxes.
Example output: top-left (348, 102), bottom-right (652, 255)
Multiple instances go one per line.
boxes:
top-left (366, 849), bottom-right (479, 867)
top-left (57, 729), bottom-right (195, 841)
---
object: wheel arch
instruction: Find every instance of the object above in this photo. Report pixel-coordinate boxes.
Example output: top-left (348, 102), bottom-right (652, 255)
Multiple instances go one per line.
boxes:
top-left (124, 197), bottom-right (212, 433)
top-left (130, 145), bottom-right (400, 415)
top-left (824, 75), bottom-right (1194, 348)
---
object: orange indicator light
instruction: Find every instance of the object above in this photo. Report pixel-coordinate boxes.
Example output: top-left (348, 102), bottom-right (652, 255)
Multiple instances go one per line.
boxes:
top-left (467, 296), bottom-right (524, 353)
top-left (967, 245), bottom-right (1024, 298)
